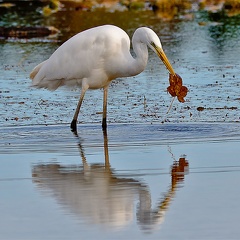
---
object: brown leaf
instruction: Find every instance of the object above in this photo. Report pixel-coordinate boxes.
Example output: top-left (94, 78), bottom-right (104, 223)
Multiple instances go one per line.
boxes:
top-left (167, 73), bottom-right (188, 103)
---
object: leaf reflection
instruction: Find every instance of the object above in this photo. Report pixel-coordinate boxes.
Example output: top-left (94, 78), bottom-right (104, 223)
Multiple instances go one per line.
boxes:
top-left (32, 130), bottom-right (189, 232)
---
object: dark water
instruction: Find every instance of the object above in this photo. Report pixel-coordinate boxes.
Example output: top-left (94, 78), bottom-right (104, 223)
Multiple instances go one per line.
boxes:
top-left (0, 2), bottom-right (240, 239)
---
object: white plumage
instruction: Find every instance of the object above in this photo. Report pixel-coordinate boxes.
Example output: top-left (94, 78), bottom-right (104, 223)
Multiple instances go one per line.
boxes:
top-left (30, 25), bottom-right (175, 132)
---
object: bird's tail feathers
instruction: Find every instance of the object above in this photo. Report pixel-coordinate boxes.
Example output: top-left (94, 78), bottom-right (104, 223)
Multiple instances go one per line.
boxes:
top-left (29, 60), bottom-right (46, 80)
top-left (30, 60), bottom-right (58, 90)
top-left (30, 60), bottom-right (74, 90)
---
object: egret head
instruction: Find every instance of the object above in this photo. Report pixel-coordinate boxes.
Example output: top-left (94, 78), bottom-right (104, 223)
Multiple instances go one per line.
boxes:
top-left (135, 27), bottom-right (175, 75)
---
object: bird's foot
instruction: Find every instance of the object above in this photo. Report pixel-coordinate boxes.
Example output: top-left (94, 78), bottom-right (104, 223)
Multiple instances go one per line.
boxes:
top-left (102, 118), bottom-right (107, 131)
top-left (71, 119), bottom-right (77, 133)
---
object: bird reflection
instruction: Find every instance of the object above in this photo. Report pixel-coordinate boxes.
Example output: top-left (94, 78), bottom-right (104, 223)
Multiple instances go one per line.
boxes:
top-left (137, 148), bottom-right (189, 231)
top-left (32, 130), bottom-right (189, 232)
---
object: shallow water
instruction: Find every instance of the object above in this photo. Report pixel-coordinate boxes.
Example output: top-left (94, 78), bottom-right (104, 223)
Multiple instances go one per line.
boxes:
top-left (0, 3), bottom-right (239, 126)
top-left (1, 123), bottom-right (240, 239)
top-left (0, 2), bottom-right (240, 239)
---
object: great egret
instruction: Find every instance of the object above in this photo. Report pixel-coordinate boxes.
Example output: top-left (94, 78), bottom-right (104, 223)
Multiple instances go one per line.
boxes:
top-left (30, 25), bottom-right (176, 132)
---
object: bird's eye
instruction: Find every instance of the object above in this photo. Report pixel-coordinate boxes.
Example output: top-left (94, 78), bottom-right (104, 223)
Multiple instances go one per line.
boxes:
top-left (150, 41), bottom-right (156, 48)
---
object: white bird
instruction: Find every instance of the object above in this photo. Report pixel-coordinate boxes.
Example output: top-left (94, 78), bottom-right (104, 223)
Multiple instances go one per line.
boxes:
top-left (30, 25), bottom-right (175, 132)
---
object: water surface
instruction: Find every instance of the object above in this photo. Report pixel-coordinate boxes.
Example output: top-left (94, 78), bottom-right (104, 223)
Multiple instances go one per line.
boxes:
top-left (0, 3), bottom-right (239, 126)
top-left (0, 123), bottom-right (240, 239)
top-left (0, 3), bottom-right (240, 240)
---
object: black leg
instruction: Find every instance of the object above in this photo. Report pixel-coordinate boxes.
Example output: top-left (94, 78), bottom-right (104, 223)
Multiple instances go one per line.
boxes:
top-left (71, 119), bottom-right (77, 132)
top-left (102, 118), bottom-right (107, 131)
top-left (71, 87), bottom-right (88, 133)
top-left (102, 86), bottom-right (108, 131)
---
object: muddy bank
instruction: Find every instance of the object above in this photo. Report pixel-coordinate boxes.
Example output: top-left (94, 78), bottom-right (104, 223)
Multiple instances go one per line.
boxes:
top-left (40, 0), bottom-right (240, 13)
top-left (0, 26), bottom-right (59, 39)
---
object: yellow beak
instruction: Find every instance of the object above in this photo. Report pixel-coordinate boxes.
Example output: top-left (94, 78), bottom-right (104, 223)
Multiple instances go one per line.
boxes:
top-left (156, 47), bottom-right (175, 75)
top-left (151, 42), bottom-right (175, 75)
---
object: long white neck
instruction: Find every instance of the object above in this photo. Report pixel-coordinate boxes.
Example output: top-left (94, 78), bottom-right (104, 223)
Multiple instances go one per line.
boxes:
top-left (115, 30), bottom-right (149, 78)
top-left (129, 40), bottom-right (149, 76)
top-left (127, 27), bottom-right (162, 78)
top-left (127, 27), bottom-right (157, 77)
